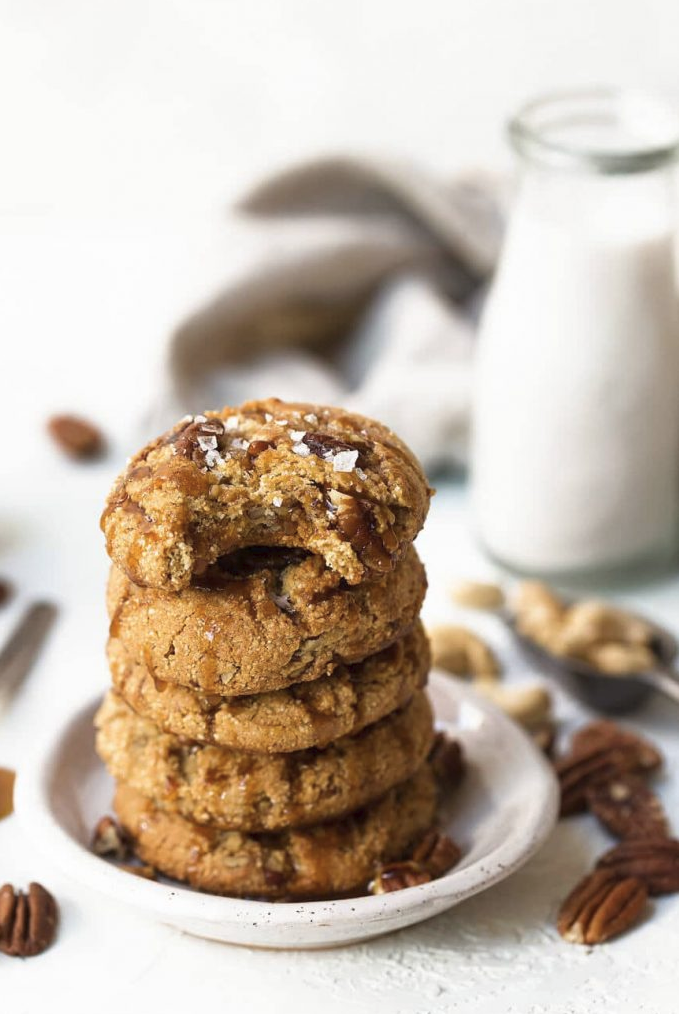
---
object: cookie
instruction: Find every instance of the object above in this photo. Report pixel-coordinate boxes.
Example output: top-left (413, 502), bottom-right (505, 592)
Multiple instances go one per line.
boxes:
top-left (109, 621), bottom-right (429, 752)
top-left (107, 544), bottom-right (426, 695)
top-left (114, 762), bottom-right (438, 899)
top-left (101, 399), bottom-right (432, 591)
top-left (96, 689), bottom-right (434, 832)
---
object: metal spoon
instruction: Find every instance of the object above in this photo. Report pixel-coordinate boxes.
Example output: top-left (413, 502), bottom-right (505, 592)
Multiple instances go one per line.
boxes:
top-left (503, 609), bottom-right (679, 714)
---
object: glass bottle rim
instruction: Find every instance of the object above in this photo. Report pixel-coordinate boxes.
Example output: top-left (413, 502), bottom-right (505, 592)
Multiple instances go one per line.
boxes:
top-left (508, 88), bottom-right (679, 175)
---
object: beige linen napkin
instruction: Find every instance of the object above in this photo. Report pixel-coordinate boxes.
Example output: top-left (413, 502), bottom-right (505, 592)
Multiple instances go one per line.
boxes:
top-left (157, 156), bottom-right (503, 471)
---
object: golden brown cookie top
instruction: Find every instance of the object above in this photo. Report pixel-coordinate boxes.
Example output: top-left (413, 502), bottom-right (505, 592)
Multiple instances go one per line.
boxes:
top-left (101, 399), bottom-right (432, 591)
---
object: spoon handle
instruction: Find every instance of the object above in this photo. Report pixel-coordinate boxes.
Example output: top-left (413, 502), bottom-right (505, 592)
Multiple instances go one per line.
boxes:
top-left (642, 666), bottom-right (679, 706)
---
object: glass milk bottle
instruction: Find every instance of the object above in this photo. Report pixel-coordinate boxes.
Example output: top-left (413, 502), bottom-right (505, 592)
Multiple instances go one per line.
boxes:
top-left (472, 89), bottom-right (679, 578)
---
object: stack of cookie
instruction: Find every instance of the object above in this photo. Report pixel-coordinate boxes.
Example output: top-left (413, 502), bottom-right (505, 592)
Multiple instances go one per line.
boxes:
top-left (96, 398), bottom-right (438, 899)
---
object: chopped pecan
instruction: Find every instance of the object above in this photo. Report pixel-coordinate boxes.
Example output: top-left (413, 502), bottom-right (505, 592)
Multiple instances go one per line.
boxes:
top-left (0, 767), bottom-right (15, 821)
top-left (597, 838), bottom-right (679, 895)
top-left (556, 724), bottom-right (662, 817)
top-left (369, 861), bottom-right (431, 894)
top-left (557, 869), bottom-right (647, 944)
top-left (585, 775), bottom-right (669, 840)
top-left (47, 414), bottom-right (105, 459)
top-left (411, 830), bottom-right (461, 877)
top-left (303, 432), bottom-right (358, 461)
top-left (91, 815), bottom-right (131, 861)
top-left (169, 417), bottom-right (225, 464)
top-left (0, 882), bottom-right (58, 957)
top-left (429, 733), bottom-right (466, 788)
top-left (325, 490), bottom-right (394, 573)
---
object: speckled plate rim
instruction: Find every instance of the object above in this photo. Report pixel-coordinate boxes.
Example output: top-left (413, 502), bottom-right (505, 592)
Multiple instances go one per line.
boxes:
top-left (16, 671), bottom-right (559, 948)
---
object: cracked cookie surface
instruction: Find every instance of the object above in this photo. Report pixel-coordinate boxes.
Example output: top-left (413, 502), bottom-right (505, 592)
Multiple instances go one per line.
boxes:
top-left (114, 762), bottom-right (438, 899)
top-left (106, 544), bottom-right (426, 695)
top-left (96, 690), bottom-right (434, 832)
top-left (109, 620), bottom-right (429, 752)
top-left (101, 399), bottom-right (432, 592)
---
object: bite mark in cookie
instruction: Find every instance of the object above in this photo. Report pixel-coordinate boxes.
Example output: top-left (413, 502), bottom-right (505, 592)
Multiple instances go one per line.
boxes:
top-left (101, 399), bottom-right (432, 591)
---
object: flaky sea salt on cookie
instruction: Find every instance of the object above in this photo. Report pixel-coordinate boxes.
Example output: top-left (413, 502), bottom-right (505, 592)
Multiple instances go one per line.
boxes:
top-left (101, 399), bottom-right (432, 591)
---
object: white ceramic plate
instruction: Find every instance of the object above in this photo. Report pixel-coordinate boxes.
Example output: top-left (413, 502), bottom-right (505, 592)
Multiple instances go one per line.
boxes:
top-left (16, 671), bottom-right (558, 949)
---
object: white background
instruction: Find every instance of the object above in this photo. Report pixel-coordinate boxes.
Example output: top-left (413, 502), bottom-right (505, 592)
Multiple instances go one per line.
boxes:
top-left (3, 3), bottom-right (679, 1012)
top-left (3, 0), bottom-right (679, 427)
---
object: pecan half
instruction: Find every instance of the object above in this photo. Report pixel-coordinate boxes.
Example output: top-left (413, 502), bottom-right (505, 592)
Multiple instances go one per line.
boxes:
top-left (369, 861), bottom-right (431, 894)
top-left (429, 733), bottom-right (466, 789)
top-left (47, 414), bottom-right (105, 459)
top-left (0, 883), bottom-right (58, 957)
top-left (585, 775), bottom-right (669, 841)
top-left (597, 838), bottom-right (679, 895)
top-left (411, 830), bottom-right (461, 877)
top-left (91, 815), bottom-right (131, 861)
top-left (556, 724), bottom-right (662, 817)
top-left (571, 721), bottom-right (662, 766)
top-left (557, 869), bottom-right (647, 944)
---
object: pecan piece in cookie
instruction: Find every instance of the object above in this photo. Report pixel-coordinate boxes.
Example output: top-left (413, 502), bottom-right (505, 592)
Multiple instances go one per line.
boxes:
top-left (597, 838), bottom-right (679, 895)
top-left (557, 869), bottom-right (647, 945)
top-left (585, 775), bottom-right (669, 841)
top-left (0, 883), bottom-right (58, 957)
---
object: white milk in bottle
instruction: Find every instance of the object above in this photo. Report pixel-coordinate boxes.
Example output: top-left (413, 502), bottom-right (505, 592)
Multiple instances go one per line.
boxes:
top-left (473, 90), bottom-right (679, 576)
